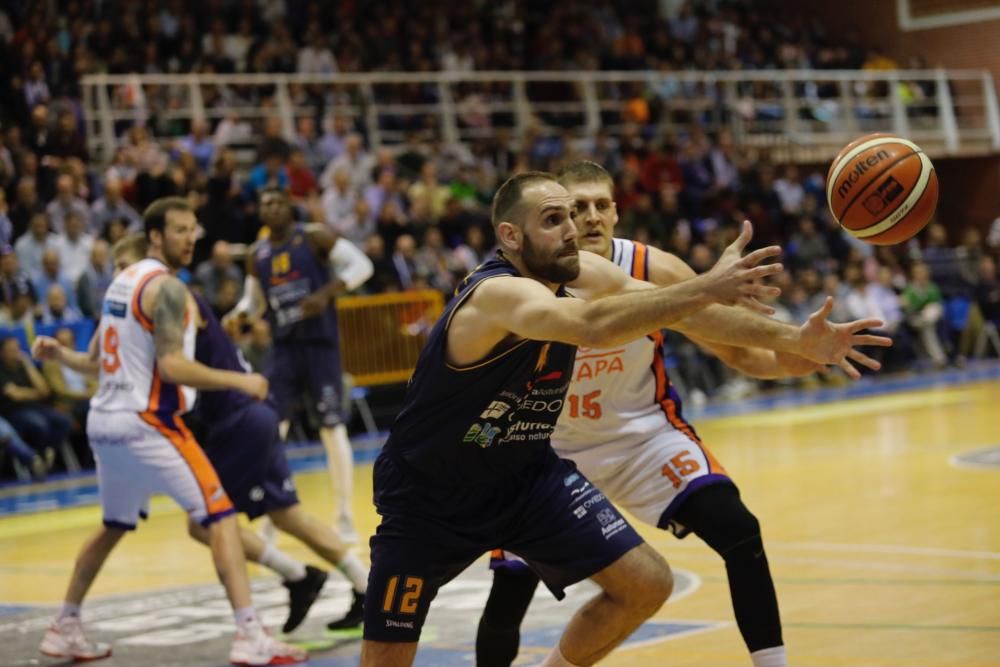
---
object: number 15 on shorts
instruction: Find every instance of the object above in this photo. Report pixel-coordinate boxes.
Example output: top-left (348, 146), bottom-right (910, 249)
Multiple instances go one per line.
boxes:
top-left (382, 575), bottom-right (424, 615)
top-left (661, 450), bottom-right (702, 488)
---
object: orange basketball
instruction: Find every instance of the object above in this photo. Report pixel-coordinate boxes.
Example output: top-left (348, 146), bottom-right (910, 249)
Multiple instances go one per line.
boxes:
top-left (826, 133), bottom-right (939, 245)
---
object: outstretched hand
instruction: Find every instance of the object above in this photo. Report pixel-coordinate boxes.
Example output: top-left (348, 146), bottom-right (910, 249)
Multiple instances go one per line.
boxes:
top-left (702, 220), bottom-right (784, 315)
top-left (796, 296), bottom-right (893, 379)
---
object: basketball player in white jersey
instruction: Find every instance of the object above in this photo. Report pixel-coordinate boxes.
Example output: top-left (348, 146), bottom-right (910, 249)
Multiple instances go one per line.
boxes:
top-left (476, 162), bottom-right (892, 667)
top-left (36, 198), bottom-right (306, 665)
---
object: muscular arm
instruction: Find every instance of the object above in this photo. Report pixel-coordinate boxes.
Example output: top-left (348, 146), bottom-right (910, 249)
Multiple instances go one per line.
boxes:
top-left (448, 253), bottom-right (717, 366)
top-left (147, 275), bottom-right (257, 393)
top-left (645, 247), bottom-right (813, 377)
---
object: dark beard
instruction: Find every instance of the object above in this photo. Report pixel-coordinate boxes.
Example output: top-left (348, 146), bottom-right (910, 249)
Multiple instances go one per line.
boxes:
top-left (522, 234), bottom-right (580, 284)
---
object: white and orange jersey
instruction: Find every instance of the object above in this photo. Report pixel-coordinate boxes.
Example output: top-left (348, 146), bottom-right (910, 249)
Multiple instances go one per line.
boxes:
top-left (90, 258), bottom-right (197, 416)
top-left (553, 239), bottom-right (701, 468)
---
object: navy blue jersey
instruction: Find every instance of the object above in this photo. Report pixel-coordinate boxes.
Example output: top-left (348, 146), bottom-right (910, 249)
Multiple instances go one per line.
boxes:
top-left (253, 225), bottom-right (339, 343)
top-left (380, 253), bottom-right (577, 490)
top-left (190, 290), bottom-right (254, 417)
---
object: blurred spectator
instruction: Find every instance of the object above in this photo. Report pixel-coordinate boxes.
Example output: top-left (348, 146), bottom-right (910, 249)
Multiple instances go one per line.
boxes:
top-left (321, 134), bottom-right (372, 192)
top-left (194, 241), bottom-right (242, 308)
top-left (176, 119), bottom-right (215, 172)
top-left (407, 162), bottom-right (451, 223)
top-left (321, 168), bottom-right (357, 232)
top-left (76, 240), bottom-right (112, 320)
top-left (45, 173), bottom-right (92, 234)
top-left (14, 212), bottom-right (54, 279)
top-left (788, 218), bottom-right (832, 271)
top-left (977, 256), bottom-right (1000, 326)
top-left (293, 116), bottom-right (329, 175)
top-left (453, 225), bottom-right (491, 273)
top-left (52, 211), bottom-right (95, 282)
top-left (0, 413), bottom-right (50, 480)
top-left (390, 234), bottom-right (421, 291)
top-left (41, 284), bottom-right (83, 326)
top-left (240, 319), bottom-right (272, 373)
top-left (0, 249), bottom-right (37, 324)
top-left (243, 149), bottom-right (289, 201)
top-left (212, 276), bottom-right (241, 319)
top-left (9, 178), bottom-right (45, 240)
top-left (24, 61), bottom-right (51, 109)
top-left (91, 178), bottom-right (142, 234)
top-left (0, 337), bottom-right (70, 464)
top-left (297, 29), bottom-right (337, 74)
top-left (41, 328), bottom-right (96, 430)
top-left (0, 190), bottom-right (12, 247)
top-left (33, 248), bottom-right (77, 311)
top-left (902, 262), bottom-right (947, 366)
top-left (287, 148), bottom-right (317, 201)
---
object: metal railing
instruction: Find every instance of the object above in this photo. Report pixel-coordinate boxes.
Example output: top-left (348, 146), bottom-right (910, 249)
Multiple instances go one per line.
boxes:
top-left (81, 69), bottom-right (1000, 165)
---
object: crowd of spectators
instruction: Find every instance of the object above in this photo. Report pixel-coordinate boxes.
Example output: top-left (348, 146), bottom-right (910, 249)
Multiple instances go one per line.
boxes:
top-left (0, 0), bottom-right (997, 482)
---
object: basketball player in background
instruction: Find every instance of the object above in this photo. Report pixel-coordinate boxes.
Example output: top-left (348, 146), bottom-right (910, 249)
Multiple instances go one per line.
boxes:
top-left (35, 198), bottom-right (305, 665)
top-left (37, 233), bottom-right (367, 635)
top-left (474, 162), bottom-right (893, 667)
top-left (228, 187), bottom-right (371, 543)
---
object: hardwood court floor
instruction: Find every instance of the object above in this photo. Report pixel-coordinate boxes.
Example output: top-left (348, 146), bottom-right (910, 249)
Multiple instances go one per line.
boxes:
top-left (0, 380), bottom-right (998, 666)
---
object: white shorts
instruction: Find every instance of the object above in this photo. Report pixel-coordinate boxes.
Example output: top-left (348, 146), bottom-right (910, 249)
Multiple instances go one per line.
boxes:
top-left (562, 429), bottom-right (732, 529)
top-left (88, 410), bottom-right (234, 529)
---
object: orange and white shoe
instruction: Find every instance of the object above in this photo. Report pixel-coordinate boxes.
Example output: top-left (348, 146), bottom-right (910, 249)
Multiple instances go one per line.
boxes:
top-left (229, 621), bottom-right (307, 666)
top-left (40, 616), bottom-right (112, 661)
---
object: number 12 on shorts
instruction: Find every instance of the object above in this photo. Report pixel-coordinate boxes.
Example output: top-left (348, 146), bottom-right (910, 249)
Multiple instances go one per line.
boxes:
top-left (382, 575), bottom-right (424, 615)
top-left (661, 450), bottom-right (702, 488)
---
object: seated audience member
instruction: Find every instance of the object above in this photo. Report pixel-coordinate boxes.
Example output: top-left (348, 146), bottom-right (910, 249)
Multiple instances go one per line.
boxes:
top-left (40, 284), bottom-right (83, 326)
top-left (76, 240), bottom-right (113, 319)
top-left (0, 336), bottom-right (69, 468)
top-left (903, 262), bottom-right (948, 366)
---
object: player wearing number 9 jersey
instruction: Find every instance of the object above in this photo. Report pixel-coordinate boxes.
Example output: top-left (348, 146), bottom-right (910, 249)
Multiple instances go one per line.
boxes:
top-left (477, 163), bottom-right (894, 667)
top-left (37, 197), bottom-right (305, 666)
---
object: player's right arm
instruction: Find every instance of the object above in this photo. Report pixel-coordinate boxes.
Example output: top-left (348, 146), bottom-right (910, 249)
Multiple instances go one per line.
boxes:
top-left (146, 274), bottom-right (268, 399)
top-left (31, 332), bottom-right (101, 376)
top-left (453, 251), bottom-right (777, 367)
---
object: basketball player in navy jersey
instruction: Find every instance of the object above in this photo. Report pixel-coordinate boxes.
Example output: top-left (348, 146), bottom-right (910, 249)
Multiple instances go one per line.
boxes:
top-left (230, 188), bottom-right (365, 542)
top-left (474, 161), bottom-right (893, 667)
top-left (361, 171), bottom-right (799, 667)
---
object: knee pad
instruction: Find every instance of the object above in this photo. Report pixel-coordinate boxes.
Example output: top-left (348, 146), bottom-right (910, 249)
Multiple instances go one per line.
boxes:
top-left (671, 483), bottom-right (763, 559)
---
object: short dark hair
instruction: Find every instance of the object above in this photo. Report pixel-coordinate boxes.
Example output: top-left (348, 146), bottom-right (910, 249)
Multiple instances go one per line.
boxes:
top-left (490, 171), bottom-right (557, 231)
top-left (557, 160), bottom-right (614, 191)
top-left (143, 197), bottom-right (191, 240)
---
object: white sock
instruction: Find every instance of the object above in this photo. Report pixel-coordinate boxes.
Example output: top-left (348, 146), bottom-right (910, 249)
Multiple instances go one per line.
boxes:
top-left (58, 602), bottom-right (81, 620)
top-left (539, 645), bottom-right (583, 667)
top-left (751, 646), bottom-right (788, 667)
top-left (336, 552), bottom-right (368, 594)
top-left (321, 425), bottom-right (354, 522)
top-left (259, 541), bottom-right (307, 582)
top-left (234, 606), bottom-right (259, 628)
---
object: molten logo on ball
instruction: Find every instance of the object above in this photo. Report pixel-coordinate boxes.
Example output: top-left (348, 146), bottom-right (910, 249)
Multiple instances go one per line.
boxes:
top-left (837, 149), bottom-right (891, 199)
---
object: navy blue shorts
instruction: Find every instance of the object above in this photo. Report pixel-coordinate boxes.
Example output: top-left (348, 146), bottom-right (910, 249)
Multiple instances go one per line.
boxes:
top-left (363, 454), bottom-right (644, 642)
top-left (202, 402), bottom-right (299, 520)
top-left (267, 341), bottom-right (344, 427)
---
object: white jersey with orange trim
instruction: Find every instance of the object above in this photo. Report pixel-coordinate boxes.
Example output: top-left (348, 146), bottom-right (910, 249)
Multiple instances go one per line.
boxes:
top-left (90, 257), bottom-right (197, 415)
top-left (553, 238), bottom-right (699, 469)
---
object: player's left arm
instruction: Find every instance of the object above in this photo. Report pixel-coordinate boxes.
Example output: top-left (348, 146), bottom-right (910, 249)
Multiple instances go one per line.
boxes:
top-left (647, 246), bottom-right (888, 379)
top-left (31, 332), bottom-right (101, 376)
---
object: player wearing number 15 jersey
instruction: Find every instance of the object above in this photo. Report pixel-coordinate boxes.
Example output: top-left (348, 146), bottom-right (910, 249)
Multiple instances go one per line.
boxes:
top-left (476, 163), bottom-right (894, 667)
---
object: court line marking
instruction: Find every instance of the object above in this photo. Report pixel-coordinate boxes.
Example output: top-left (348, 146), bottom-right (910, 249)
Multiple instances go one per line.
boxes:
top-left (649, 536), bottom-right (1000, 560)
top-left (949, 445), bottom-right (1000, 471)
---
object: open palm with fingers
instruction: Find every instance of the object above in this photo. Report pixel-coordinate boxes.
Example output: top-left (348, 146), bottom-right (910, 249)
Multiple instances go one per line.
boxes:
top-left (796, 296), bottom-right (893, 379)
